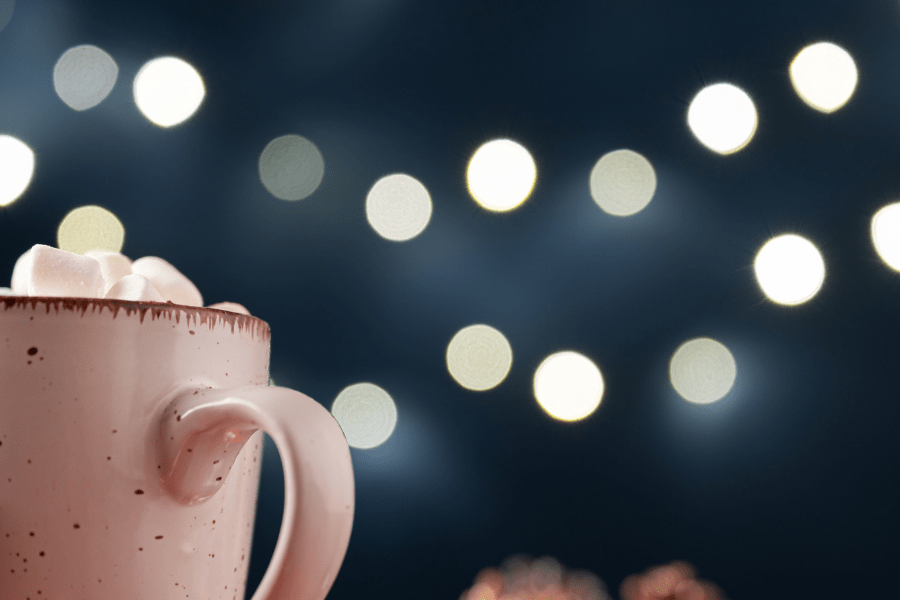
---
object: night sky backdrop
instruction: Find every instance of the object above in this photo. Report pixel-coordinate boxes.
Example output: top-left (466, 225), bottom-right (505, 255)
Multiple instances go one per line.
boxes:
top-left (2, 0), bottom-right (900, 598)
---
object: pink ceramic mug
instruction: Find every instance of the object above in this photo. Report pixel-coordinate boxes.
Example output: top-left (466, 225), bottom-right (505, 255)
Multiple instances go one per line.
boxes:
top-left (0, 297), bottom-right (355, 600)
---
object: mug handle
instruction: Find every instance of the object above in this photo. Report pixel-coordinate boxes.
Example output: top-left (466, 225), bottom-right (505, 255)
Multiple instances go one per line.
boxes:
top-left (157, 385), bottom-right (355, 600)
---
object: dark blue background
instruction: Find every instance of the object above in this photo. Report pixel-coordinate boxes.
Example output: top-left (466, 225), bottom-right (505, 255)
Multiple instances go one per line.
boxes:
top-left (2, 1), bottom-right (899, 598)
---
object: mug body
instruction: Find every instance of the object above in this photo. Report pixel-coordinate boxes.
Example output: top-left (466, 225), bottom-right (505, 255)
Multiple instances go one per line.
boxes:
top-left (1, 297), bottom-right (271, 600)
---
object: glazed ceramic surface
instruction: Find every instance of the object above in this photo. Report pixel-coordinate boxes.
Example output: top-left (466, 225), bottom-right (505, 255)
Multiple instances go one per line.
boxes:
top-left (0, 297), bottom-right (354, 600)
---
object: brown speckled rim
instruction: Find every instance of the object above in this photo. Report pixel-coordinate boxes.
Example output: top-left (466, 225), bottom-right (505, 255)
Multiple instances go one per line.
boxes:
top-left (1, 296), bottom-right (270, 340)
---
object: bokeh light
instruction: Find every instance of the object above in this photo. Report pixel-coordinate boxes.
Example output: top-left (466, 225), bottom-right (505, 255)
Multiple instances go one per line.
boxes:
top-left (56, 205), bottom-right (125, 254)
top-left (687, 83), bottom-right (758, 154)
top-left (53, 45), bottom-right (118, 111)
top-left (789, 42), bottom-right (858, 113)
top-left (754, 234), bottom-right (825, 305)
top-left (620, 561), bottom-right (726, 600)
top-left (459, 554), bottom-right (611, 600)
top-left (331, 382), bottom-right (398, 449)
top-left (871, 202), bottom-right (900, 271)
top-left (533, 351), bottom-right (603, 422)
top-left (133, 56), bottom-right (205, 127)
top-left (0, 134), bottom-right (35, 207)
top-left (669, 337), bottom-right (736, 404)
top-left (366, 173), bottom-right (432, 241)
top-left (258, 134), bottom-right (325, 201)
top-left (466, 138), bottom-right (536, 211)
top-left (589, 149), bottom-right (657, 216)
top-left (0, 0), bottom-right (14, 34)
top-left (446, 324), bottom-right (513, 391)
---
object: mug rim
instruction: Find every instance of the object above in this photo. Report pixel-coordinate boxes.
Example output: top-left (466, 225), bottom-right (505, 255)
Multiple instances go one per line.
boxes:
top-left (1, 295), bottom-right (269, 335)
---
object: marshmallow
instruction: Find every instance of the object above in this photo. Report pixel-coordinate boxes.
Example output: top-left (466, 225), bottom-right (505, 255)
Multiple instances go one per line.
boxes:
top-left (7, 244), bottom-right (251, 315)
top-left (85, 250), bottom-right (133, 295)
top-left (11, 247), bottom-right (33, 294)
top-left (26, 244), bottom-right (103, 298)
top-left (131, 256), bottom-right (203, 307)
top-left (207, 301), bottom-right (251, 315)
top-left (104, 273), bottom-right (166, 303)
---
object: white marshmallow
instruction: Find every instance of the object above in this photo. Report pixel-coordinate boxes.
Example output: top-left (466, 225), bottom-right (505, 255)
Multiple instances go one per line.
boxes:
top-left (104, 274), bottom-right (166, 302)
top-left (85, 250), bottom-right (133, 295)
top-left (207, 301), bottom-right (251, 315)
top-left (11, 247), bottom-right (34, 294)
top-left (7, 244), bottom-right (252, 316)
top-left (131, 256), bottom-right (203, 307)
top-left (27, 244), bottom-right (103, 298)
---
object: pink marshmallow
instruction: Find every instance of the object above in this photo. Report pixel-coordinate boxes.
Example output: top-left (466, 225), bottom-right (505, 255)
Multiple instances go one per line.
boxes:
top-left (85, 250), bottom-right (133, 295)
top-left (207, 301), bottom-right (251, 315)
top-left (26, 244), bottom-right (103, 298)
top-left (130, 256), bottom-right (203, 307)
top-left (103, 274), bottom-right (165, 302)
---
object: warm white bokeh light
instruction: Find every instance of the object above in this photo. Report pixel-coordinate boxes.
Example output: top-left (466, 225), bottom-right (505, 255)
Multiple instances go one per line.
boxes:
top-left (669, 337), bottom-right (737, 404)
top-left (366, 173), bottom-right (432, 241)
top-left (871, 202), bottom-right (900, 271)
top-left (0, 134), bottom-right (35, 207)
top-left (789, 42), bottom-right (858, 113)
top-left (446, 324), bottom-right (513, 391)
top-left (589, 149), bottom-right (657, 216)
top-left (133, 56), bottom-right (205, 127)
top-left (466, 138), bottom-right (537, 211)
top-left (331, 382), bottom-right (398, 449)
top-left (687, 83), bottom-right (758, 154)
top-left (56, 205), bottom-right (125, 254)
top-left (533, 351), bottom-right (604, 422)
top-left (258, 134), bottom-right (325, 201)
top-left (754, 234), bottom-right (825, 305)
top-left (53, 45), bottom-right (118, 111)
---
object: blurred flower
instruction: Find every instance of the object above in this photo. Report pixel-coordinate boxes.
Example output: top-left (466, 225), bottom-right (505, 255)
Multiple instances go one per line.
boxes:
top-left (459, 554), bottom-right (612, 600)
top-left (619, 561), bottom-right (727, 600)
